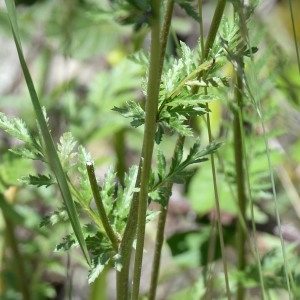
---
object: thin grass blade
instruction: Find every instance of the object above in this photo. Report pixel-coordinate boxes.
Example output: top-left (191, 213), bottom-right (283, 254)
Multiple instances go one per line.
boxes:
top-left (5, 0), bottom-right (90, 265)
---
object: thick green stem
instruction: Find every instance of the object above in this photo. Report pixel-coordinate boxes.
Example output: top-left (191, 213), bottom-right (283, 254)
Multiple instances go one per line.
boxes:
top-left (116, 1), bottom-right (163, 298)
top-left (86, 162), bottom-right (120, 250)
top-left (234, 66), bottom-right (247, 300)
top-left (89, 266), bottom-right (109, 300)
top-left (148, 2), bottom-right (174, 298)
top-left (131, 1), bottom-right (161, 298)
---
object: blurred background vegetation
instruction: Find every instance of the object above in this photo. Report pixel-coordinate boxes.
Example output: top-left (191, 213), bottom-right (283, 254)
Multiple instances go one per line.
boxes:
top-left (0, 0), bottom-right (300, 299)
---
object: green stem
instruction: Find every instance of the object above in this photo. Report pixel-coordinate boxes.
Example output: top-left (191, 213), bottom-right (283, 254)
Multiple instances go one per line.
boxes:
top-left (86, 162), bottom-right (120, 250)
top-left (158, 0), bottom-right (174, 79)
top-left (68, 179), bottom-right (105, 230)
top-left (203, 0), bottom-right (227, 59)
top-left (116, 171), bottom-right (140, 300)
top-left (116, 1), bottom-right (163, 298)
top-left (197, 0), bottom-right (231, 298)
top-left (148, 205), bottom-right (168, 300)
top-left (131, 1), bottom-right (161, 298)
top-left (89, 266), bottom-right (109, 300)
top-left (234, 66), bottom-right (247, 300)
top-left (1, 193), bottom-right (30, 300)
top-left (148, 2), bottom-right (174, 299)
top-left (148, 140), bottom-right (184, 300)
top-left (287, 0), bottom-right (300, 75)
top-left (207, 112), bottom-right (232, 300)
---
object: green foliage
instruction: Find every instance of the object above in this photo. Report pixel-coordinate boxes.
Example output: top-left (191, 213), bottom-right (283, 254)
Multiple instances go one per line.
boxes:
top-left (114, 38), bottom-right (238, 142)
top-left (57, 132), bottom-right (77, 171)
top-left (40, 164), bottom-right (142, 282)
top-left (234, 244), bottom-right (300, 295)
top-left (88, 253), bottom-right (110, 284)
top-left (109, 0), bottom-right (151, 30)
top-left (166, 225), bottom-right (235, 267)
top-left (76, 146), bottom-right (94, 204)
top-left (1, 0), bottom-right (300, 299)
top-left (113, 166), bottom-right (140, 232)
top-left (19, 173), bottom-right (56, 188)
top-left (0, 152), bottom-right (35, 191)
top-left (0, 112), bottom-right (44, 161)
top-left (0, 112), bottom-right (33, 144)
top-left (40, 207), bottom-right (69, 227)
top-left (112, 101), bottom-right (145, 128)
top-left (174, 0), bottom-right (200, 22)
top-left (149, 140), bottom-right (222, 206)
top-left (0, 193), bottom-right (24, 225)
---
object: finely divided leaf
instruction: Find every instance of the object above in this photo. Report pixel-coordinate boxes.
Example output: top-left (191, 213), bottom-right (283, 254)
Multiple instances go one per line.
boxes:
top-left (0, 113), bottom-right (33, 145)
top-left (57, 132), bottom-right (77, 171)
top-left (128, 50), bottom-right (149, 68)
top-left (157, 150), bottom-right (167, 181)
top-left (114, 165), bottom-right (139, 232)
top-left (77, 146), bottom-right (93, 204)
top-left (101, 166), bottom-right (117, 211)
top-left (170, 139), bottom-right (184, 174)
top-left (121, 165), bottom-right (139, 207)
top-left (185, 76), bottom-right (230, 88)
top-left (20, 174), bottom-right (56, 188)
top-left (155, 123), bottom-right (164, 144)
top-left (151, 140), bottom-right (223, 202)
top-left (112, 101), bottom-right (145, 128)
top-left (88, 253), bottom-right (111, 284)
top-left (55, 234), bottom-right (78, 252)
top-left (10, 146), bottom-right (43, 161)
top-left (196, 141), bottom-right (223, 157)
top-left (175, 0), bottom-right (200, 22)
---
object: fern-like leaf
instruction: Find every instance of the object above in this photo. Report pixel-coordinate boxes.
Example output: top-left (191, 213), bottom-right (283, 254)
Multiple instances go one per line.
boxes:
top-left (77, 146), bottom-right (93, 204)
top-left (55, 233), bottom-right (78, 252)
top-left (0, 113), bottom-right (34, 145)
top-left (19, 174), bottom-right (56, 188)
top-left (175, 0), bottom-right (200, 22)
top-left (150, 141), bottom-right (223, 205)
top-left (112, 101), bottom-right (145, 128)
top-left (57, 132), bottom-right (77, 171)
top-left (88, 253), bottom-right (111, 284)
